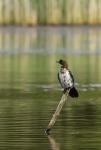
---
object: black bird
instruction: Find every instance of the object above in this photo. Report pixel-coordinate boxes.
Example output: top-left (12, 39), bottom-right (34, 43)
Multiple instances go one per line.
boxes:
top-left (57, 59), bottom-right (79, 97)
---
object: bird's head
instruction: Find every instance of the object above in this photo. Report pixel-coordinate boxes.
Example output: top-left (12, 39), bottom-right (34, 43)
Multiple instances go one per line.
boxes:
top-left (56, 59), bottom-right (68, 68)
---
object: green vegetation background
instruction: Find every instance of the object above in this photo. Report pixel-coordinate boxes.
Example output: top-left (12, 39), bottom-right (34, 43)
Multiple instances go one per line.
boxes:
top-left (0, 0), bottom-right (101, 25)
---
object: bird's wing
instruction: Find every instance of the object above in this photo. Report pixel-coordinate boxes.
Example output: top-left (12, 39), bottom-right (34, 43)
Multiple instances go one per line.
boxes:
top-left (69, 70), bottom-right (74, 85)
top-left (58, 72), bottom-right (63, 87)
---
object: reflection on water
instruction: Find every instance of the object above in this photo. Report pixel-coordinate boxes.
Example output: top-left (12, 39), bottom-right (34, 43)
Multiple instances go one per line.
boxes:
top-left (48, 136), bottom-right (60, 150)
top-left (0, 26), bottom-right (101, 86)
top-left (0, 27), bottom-right (101, 150)
top-left (0, 26), bottom-right (101, 54)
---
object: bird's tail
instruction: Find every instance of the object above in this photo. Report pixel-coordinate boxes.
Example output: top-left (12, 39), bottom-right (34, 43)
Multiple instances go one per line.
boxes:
top-left (69, 87), bottom-right (79, 98)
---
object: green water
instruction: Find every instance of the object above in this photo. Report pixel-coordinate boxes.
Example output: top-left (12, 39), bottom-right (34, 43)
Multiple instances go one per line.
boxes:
top-left (0, 27), bottom-right (101, 150)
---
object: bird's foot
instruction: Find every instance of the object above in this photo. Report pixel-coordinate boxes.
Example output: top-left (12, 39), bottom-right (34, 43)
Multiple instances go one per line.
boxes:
top-left (63, 88), bottom-right (68, 94)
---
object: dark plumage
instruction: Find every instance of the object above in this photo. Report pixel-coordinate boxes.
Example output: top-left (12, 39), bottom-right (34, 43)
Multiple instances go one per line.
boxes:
top-left (57, 59), bottom-right (79, 98)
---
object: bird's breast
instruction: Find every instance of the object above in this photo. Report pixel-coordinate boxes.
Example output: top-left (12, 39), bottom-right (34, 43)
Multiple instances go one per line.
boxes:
top-left (59, 69), bottom-right (73, 88)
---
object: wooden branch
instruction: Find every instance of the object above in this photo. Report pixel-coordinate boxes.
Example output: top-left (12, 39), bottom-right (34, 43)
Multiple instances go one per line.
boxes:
top-left (47, 93), bottom-right (68, 130)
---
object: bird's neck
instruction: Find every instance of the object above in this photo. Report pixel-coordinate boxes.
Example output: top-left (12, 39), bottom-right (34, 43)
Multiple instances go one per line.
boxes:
top-left (61, 65), bottom-right (68, 69)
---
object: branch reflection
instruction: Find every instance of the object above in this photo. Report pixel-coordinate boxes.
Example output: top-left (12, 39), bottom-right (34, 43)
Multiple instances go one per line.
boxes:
top-left (48, 135), bottom-right (60, 150)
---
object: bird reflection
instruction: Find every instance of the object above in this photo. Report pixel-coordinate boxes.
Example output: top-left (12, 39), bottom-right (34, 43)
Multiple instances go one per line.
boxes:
top-left (48, 135), bottom-right (60, 150)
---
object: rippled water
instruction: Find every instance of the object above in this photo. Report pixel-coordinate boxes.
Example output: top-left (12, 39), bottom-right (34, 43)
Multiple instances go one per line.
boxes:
top-left (0, 26), bottom-right (101, 150)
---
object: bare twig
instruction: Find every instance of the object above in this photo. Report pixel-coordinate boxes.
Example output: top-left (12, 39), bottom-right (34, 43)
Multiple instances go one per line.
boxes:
top-left (47, 92), bottom-right (68, 131)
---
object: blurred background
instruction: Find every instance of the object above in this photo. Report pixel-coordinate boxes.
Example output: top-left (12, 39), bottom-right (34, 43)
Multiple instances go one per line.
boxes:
top-left (0, 0), bottom-right (101, 25)
top-left (0, 1), bottom-right (101, 150)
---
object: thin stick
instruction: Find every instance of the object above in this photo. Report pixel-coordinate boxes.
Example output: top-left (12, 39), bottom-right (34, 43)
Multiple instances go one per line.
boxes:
top-left (47, 93), bottom-right (69, 130)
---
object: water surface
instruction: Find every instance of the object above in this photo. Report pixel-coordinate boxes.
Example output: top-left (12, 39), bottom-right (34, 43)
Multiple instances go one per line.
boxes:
top-left (0, 26), bottom-right (101, 150)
